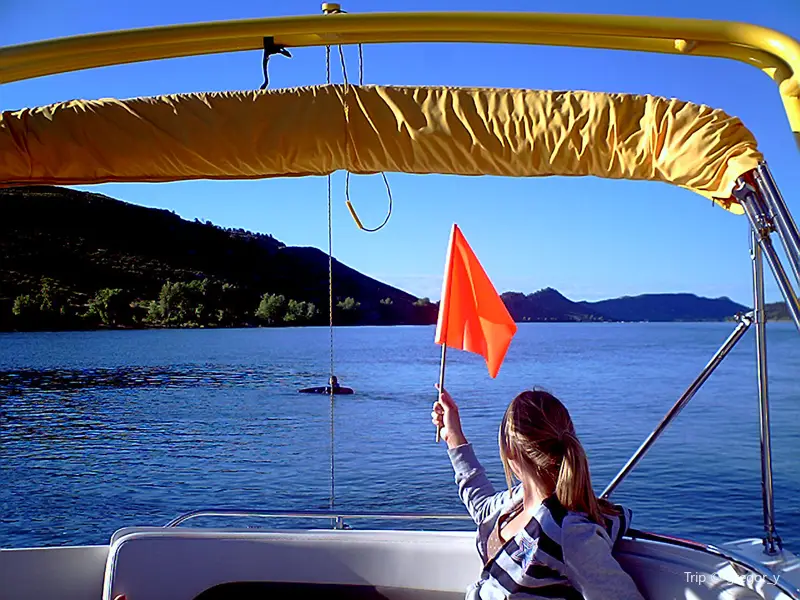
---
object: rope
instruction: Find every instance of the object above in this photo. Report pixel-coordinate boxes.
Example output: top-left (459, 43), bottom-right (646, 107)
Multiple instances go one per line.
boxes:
top-left (338, 45), bottom-right (349, 86)
top-left (326, 44), bottom-right (335, 512)
top-left (336, 41), bottom-right (393, 233)
top-left (320, 24), bottom-right (387, 514)
top-left (358, 44), bottom-right (363, 86)
top-left (345, 172), bottom-right (393, 232)
top-left (326, 45), bottom-right (331, 87)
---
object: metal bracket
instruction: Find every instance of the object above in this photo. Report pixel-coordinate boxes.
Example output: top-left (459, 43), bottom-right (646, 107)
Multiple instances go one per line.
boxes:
top-left (734, 180), bottom-right (774, 237)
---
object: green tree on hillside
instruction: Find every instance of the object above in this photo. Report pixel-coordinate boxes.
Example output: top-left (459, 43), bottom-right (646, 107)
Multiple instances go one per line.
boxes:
top-left (33, 277), bottom-right (71, 318)
top-left (284, 300), bottom-right (318, 324)
top-left (144, 280), bottom-right (210, 326)
top-left (86, 288), bottom-right (126, 326)
top-left (214, 283), bottom-right (240, 326)
top-left (38, 278), bottom-right (58, 314)
top-left (256, 293), bottom-right (287, 325)
top-left (186, 279), bottom-right (210, 323)
top-left (12, 294), bottom-right (37, 319)
top-left (10, 278), bottom-right (75, 329)
top-left (336, 297), bottom-right (360, 325)
top-left (337, 297), bottom-right (360, 312)
top-left (303, 301), bottom-right (318, 322)
top-left (413, 297), bottom-right (431, 307)
top-left (154, 281), bottom-right (191, 325)
top-left (137, 279), bottom-right (243, 328)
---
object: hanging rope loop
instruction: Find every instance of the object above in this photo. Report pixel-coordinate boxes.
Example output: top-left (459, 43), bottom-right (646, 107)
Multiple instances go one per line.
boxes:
top-left (344, 172), bottom-right (393, 232)
top-left (327, 17), bottom-right (393, 233)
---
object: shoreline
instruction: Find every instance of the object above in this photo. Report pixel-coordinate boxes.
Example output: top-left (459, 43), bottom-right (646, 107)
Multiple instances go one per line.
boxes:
top-left (3, 319), bottom-right (791, 334)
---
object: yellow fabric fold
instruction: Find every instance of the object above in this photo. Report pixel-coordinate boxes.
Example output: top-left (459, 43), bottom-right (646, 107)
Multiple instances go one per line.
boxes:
top-left (0, 84), bottom-right (762, 212)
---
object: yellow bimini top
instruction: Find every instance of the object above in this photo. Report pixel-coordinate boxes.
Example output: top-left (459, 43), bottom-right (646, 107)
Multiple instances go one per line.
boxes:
top-left (0, 85), bottom-right (761, 213)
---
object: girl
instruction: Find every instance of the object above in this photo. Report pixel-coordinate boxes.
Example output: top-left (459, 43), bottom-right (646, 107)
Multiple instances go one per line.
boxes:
top-left (432, 386), bottom-right (645, 600)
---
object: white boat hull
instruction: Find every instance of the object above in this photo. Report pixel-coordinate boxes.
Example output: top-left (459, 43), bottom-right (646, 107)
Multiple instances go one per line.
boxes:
top-left (2, 529), bottom-right (799, 599)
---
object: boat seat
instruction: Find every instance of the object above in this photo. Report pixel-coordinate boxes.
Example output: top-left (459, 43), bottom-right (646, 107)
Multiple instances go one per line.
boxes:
top-left (102, 527), bottom-right (785, 600)
top-left (102, 528), bottom-right (478, 600)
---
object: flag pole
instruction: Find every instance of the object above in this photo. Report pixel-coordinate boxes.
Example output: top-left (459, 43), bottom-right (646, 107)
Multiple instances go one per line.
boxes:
top-left (435, 344), bottom-right (447, 443)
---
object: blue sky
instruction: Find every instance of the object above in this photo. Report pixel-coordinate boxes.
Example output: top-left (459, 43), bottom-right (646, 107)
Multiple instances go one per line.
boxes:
top-left (2, 0), bottom-right (799, 305)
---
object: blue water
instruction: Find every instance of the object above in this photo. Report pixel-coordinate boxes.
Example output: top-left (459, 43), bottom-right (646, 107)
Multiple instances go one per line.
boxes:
top-left (1, 323), bottom-right (798, 549)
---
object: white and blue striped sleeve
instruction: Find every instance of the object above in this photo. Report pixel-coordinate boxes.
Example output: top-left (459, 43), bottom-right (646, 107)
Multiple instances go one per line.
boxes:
top-left (447, 443), bottom-right (509, 525)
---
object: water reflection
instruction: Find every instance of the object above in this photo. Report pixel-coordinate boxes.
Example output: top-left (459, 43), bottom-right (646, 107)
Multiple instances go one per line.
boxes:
top-left (0, 365), bottom-right (301, 394)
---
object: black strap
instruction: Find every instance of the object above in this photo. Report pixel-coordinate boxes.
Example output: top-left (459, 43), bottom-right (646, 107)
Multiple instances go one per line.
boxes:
top-left (260, 36), bottom-right (292, 90)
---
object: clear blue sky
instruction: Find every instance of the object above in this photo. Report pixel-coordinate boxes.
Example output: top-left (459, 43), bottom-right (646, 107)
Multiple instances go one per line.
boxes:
top-left (2, 0), bottom-right (799, 305)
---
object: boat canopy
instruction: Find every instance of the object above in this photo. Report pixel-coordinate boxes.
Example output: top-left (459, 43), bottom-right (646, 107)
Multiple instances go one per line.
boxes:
top-left (0, 84), bottom-right (761, 213)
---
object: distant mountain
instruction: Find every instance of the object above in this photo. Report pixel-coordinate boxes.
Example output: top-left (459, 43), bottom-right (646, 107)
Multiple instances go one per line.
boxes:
top-left (765, 302), bottom-right (791, 321)
top-left (501, 288), bottom-right (611, 322)
top-left (581, 293), bottom-right (748, 322)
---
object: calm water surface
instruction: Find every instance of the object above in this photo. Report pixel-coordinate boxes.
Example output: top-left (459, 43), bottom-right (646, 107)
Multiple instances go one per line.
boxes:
top-left (1, 323), bottom-right (798, 549)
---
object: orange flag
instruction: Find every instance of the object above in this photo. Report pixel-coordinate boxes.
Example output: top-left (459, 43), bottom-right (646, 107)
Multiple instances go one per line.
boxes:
top-left (435, 224), bottom-right (517, 378)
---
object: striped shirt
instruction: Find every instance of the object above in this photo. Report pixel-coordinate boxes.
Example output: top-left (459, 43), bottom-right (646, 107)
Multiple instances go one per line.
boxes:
top-left (448, 443), bottom-right (645, 600)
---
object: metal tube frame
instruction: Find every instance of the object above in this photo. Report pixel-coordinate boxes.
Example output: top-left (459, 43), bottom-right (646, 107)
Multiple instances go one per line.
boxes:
top-left (601, 312), bottom-right (753, 499)
top-left (731, 173), bottom-right (800, 555)
top-left (750, 228), bottom-right (782, 555)
top-left (1, 12), bottom-right (800, 147)
top-left (754, 163), bottom-right (800, 287)
top-left (166, 508), bottom-right (473, 529)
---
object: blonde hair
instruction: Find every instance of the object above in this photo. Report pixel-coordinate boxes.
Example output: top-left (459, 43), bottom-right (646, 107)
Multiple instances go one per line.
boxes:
top-left (498, 389), bottom-right (615, 525)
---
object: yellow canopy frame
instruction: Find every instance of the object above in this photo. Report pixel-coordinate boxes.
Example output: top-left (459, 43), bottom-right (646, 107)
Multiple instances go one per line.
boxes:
top-left (2, 11), bottom-right (799, 146)
top-left (0, 10), bottom-right (796, 213)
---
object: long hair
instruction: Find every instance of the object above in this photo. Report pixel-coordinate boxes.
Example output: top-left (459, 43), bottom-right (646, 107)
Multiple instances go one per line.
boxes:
top-left (498, 389), bottom-right (614, 525)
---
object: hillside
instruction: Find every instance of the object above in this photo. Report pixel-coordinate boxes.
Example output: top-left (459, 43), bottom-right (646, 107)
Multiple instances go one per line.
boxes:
top-left (1, 187), bottom-right (755, 330)
top-left (765, 302), bottom-right (792, 321)
top-left (581, 293), bottom-right (748, 322)
top-left (501, 289), bottom-right (611, 322)
top-left (0, 186), bottom-right (436, 330)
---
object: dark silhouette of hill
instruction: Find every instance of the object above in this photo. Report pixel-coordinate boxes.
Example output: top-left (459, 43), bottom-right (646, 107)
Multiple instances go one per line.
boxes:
top-left (765, 302), bottom-right (791, 321)
top-left (581, 293), bottom-right (748, 322)
top-left (0, 186), bottom-right (435, 330)
top-left (501, 289), bottom-right (611, 322)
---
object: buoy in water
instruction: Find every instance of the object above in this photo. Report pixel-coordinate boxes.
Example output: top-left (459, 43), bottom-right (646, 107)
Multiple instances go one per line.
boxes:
top-left (299, 375), bottom-right (354, 395)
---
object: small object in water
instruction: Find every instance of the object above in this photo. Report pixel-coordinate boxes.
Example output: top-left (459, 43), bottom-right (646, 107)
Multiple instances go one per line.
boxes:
top-left (298, 375), bottom-right (354, 395)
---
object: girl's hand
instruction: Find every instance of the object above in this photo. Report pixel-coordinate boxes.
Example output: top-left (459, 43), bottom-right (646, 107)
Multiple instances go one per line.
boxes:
top-left (431, 385), bottom-right (468, 449)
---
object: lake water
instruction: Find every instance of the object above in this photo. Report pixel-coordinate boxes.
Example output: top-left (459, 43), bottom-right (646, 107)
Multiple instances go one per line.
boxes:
top-left (1, 323), bottom-right (799, 550)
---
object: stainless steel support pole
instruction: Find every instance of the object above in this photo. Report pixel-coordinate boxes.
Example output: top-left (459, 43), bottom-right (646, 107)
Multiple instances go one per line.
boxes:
top-left (754, 164), bottom-right (800, 287)
top-left (751, 228), bottom-right (782, 555)
top-left (738, 187), bottom-right (800, 334)
top-left (601, 313), bottom-right (753, 499)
